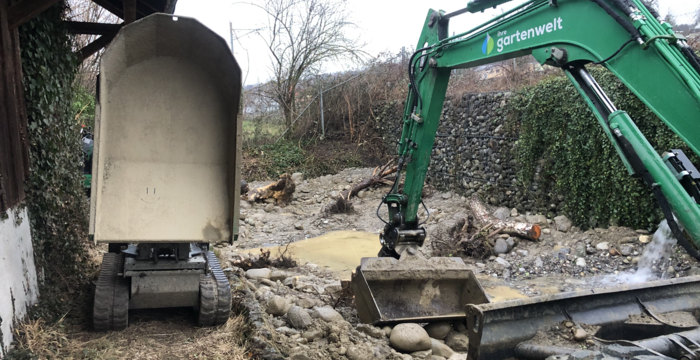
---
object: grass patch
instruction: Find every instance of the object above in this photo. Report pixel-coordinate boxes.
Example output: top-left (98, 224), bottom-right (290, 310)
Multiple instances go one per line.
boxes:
top-left (241, 139), bottom-right (368, 181)
top-left (242, 120), bottom-right (285, 145)
top-left (7, 314), bottom-right (251, 360)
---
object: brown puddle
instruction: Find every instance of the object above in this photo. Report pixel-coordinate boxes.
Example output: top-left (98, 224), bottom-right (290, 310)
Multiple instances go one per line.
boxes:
top-left (484, 286), bottom-right (529, 302)
top-left (263, 230), bottom-right (381, 279)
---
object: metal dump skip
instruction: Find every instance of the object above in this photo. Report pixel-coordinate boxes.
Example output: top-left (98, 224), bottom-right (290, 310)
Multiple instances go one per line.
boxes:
top-left (90, 14), bottom-right (242, 243)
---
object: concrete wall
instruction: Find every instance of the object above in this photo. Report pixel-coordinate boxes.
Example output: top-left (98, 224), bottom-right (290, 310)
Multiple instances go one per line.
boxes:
top-left (376, 92), bottom-right (563, 217)
top-left (0, 208), bottom-right (38, 357)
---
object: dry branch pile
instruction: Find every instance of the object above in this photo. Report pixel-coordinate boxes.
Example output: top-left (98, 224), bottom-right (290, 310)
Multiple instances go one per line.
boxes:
top-left (325, 161), bottom-right (397, 214)
top-left (231, 246), bottom-right (297, 270)
top-left (338, 161), bottom-right (397, 200)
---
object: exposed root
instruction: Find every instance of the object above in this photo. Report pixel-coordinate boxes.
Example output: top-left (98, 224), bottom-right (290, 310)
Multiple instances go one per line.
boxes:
top-left (430, 217), bottom-right (495, 260)
top-left (324, 196), bottom-right (355, 215)
top-left (233, 245), bottom-right (297, 270)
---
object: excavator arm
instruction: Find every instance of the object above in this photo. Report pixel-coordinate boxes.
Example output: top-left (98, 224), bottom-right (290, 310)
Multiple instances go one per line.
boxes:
top-left (379, 0), bottom-right (700, 259)
top-left (352, 1), bottom-right (700, 354)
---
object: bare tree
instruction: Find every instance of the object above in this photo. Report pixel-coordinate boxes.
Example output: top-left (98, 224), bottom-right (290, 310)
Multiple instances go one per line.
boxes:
top-left (252, 0), bottom-right (365, 138)
top-left (67, 0), bottom-right (119, 92)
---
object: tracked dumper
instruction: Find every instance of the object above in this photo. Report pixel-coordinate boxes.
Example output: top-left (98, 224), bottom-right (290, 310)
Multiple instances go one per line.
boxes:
top-left (352, 0), bottom-right (700, 358)
top-left (89, 14), bottom-right (242, 330)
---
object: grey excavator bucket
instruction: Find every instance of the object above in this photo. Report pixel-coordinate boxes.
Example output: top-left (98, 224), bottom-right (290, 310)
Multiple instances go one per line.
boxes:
top-left (351, 252), bottom-right (490, 325)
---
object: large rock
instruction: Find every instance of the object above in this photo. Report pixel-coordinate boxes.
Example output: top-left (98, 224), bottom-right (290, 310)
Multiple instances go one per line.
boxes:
top-left (390, 323), bottom-right (432, 353)
top-left (291, 172), bottom-right (303, 183)
top-left (494, 257), bottom-right (511, 269)
top-left (526, 214), bottom-right (548, 226)
top-left (245, 268), bottom-right (271, 279)
top-left (265, 295), bottom-right (290, 316)
top-left (620, 244), bottom-right (633, 256)
top-left (424, 321), bottom-right (452, 340)
top-left (313, 306), bottom-right (344, 323)
top-left (270, 270), bottom-right (288, 281)
top-left (445, 331), bottom-right (470, 352)
top-left (287, 306), bottom-right (313, 329)
top-left (494, 238), bottom-right (509, 254)
top-left (554, 215), bottom-right (572, 232)
top-left (493, 207), bottom-right (510, 220)
top-left (431, 339), bottom-right (456, 358)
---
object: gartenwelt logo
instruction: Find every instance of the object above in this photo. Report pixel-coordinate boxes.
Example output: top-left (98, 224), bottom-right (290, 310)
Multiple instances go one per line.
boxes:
top-left (482, 33), bottom-right (494, 55)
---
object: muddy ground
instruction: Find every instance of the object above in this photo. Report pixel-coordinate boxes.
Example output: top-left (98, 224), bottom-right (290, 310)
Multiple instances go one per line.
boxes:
top-left (9, 167), bottom-right (700, 360)
top-left (221, 167), bottom-right (700, 360)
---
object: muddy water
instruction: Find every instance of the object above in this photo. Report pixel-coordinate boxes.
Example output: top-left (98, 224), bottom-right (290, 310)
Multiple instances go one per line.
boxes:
top-left (484, 286), bottom-right (528, 302)
top-left (264, 230), bottom-right (568, 301)
top-left (264, 230), bottom-right (381, 279)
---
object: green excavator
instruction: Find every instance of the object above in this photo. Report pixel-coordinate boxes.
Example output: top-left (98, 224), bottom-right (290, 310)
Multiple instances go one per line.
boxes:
top-left (352, 0), bottom-right (700, 358)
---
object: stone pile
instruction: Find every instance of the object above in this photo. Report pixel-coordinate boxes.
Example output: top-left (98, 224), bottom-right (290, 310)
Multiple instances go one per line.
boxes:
top-left (224, 248), bottom-right (474, 360)
top-left (374, 92), bottom-right (564, 216)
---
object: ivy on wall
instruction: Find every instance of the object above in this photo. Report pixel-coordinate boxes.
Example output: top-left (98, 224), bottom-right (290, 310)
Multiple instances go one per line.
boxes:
top-left (18, 2), bottom-right (92, 322)
top-left (509, 67), bottom-right (699, 230)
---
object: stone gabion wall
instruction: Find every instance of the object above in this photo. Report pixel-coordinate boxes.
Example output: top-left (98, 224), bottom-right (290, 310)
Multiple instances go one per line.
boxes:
top-left (374, 92), bottom-right (565, 217)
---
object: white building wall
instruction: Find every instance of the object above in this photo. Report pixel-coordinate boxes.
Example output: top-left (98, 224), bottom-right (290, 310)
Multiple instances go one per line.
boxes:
top-left (0, 208), bottom-right (38, 357)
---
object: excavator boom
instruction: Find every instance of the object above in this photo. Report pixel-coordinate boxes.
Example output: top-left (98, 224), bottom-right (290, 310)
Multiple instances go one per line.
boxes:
top-left (352, 0), bottom-right (700, 358)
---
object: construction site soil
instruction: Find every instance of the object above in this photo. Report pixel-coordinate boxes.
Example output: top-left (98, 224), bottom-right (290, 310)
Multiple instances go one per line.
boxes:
top-left (223, 167), bottom-right (700, 359)
top-left (8, 167), bottom-right (700, 360)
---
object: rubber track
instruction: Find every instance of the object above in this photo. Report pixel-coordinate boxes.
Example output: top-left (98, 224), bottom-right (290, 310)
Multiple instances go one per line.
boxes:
top-left (112, 254), bottom-right (129, 330)
top-left (205, 251), bottom-right (231, 325)
top-left (94, 253), bottom-right (117, 331)
top-left (198, 275), bottom-right (217, 327)
top-left (94, 253), bottom-right (130, 331)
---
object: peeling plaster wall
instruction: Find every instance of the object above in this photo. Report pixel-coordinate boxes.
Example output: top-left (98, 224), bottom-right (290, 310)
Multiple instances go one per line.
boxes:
top-left (0, 208), bottom-right (38, 357)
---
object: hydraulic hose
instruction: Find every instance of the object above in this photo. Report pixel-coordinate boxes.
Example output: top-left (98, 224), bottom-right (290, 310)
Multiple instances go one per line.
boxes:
top-left (588, 0), bottom-right (643, 44)
top-left (407, 46), bottom-right (433, 111)
top-left (680, 46), bottom-right (700, 77)
top-left (609, 0), bottom-right (634, 17)
top-left (637, 0), bottom-right (661, 20)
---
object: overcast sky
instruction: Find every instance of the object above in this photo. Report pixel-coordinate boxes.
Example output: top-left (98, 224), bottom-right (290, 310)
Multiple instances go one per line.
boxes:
top-left (174, 0), bottom-right (700, 86)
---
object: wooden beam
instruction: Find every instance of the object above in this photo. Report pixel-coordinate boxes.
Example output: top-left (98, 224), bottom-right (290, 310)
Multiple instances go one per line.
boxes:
top-left (64, 21), bottom-right (122, 35)
top-left (8, 0), bottom-right (60, 29)
top-left (92, 0), bottom-right (124, 19)
top-left (123, 0), bottom-right (136, 24)
top-left (75, 34), bottom-right (115, 62)
top-left (0, 0), bottom-right (31, 211)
